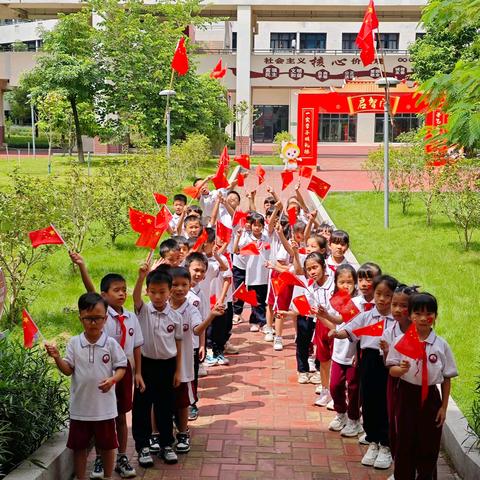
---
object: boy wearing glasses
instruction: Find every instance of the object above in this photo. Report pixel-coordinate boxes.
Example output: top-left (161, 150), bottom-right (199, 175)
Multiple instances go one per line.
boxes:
top-left (45, 293), bottom-right (127, 480)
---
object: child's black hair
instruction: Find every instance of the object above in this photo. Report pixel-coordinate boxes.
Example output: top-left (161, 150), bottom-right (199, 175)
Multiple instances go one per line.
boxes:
top-left (293, 221), bottom-right (306, 233)
top-left (184, 215), bottom-right (202, 226)
top-left (246, 212), bottom-right (255, 222)
top-left (394, 284), bottom-right (420, 296)
top-left (227, 190), bottom-right (241, 203)
top-left (78, 292), bottom-right (107, 312)
top-left (173, 193), bottom-right (187, 204)
top-left (263, 196), bottom-right (276, 206)
top-left (304, 252), bottom-right (326, 271)
top-left (193, 177), bottom-right (203, 186)
top-left (319, 222), bottom-right (334, 233)
top-left (172, 235), bottom-right (189, 247)
top-left (334, 264), bottom-right (358, 295)
top-left (185, 252), bottom-right (208, 269)
top-left (329, 229), bottom-right (350, 246)
top-left (187, 237), bottom-right (197, 249)
top-left (146, 269), bottom-right (172, 288)
top-left (187, 205), bottom-right (203, 217)
top-left (308, 234), bottom-right (328, 250)
top-left (169, 266), bottom-right (191, 282)
top-left (159, 238), bottom-right (179, 258)
top-left (100, 273), bottom-right (125, 293)
top-left (204, 227), bottom-right (216, 244)
top-left (408, 292), bottom-right (438, 315)
top-left (279, 214), bottom-right (291, 238)
top-left (265, 206), bottom-right (275, 218)
top-left (250, 212), bottom-right (265, 226)
top-left (357, 262), bottom-right (382, 280)
top-left (373, 274), bottom-right (398, 292)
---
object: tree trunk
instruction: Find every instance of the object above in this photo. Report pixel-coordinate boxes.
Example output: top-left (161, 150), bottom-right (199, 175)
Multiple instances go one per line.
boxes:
top-left (69, 96), bottom-right (84, 163)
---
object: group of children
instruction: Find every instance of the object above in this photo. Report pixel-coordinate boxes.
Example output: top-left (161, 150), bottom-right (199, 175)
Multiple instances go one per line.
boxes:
top-left (44, 175), bottom-right (457, 480)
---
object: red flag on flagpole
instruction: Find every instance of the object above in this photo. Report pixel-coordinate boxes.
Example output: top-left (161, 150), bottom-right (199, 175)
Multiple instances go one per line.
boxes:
top-left (293, 295), bottom-right (313, 316)
top-left (233, 283), bottom-right (258, 306)
top-left (330, 290), bottom-right (361, 322)
top-left (22, 309), bottom-right (40, 348)
top-left (216, 222), bottom-right (233, 244)
top-left (281, 170), bottom-right (294, 190)
top-left (234, 154), bottom-right (251, 169)
top-left (307, 175), bottom-right (331, 199)
top-left (299, 166), bottom-right (313, 178)
top-left (239, 243), bottom-right (260, 256)
top-left (192, 229), bottom-right (208, 252)
top-left (171, 37), bottom-right (189, 75)
top-left (232, 210), bottom-right (248, 227)
top-left (256, 165), bottom-right (265, 185)
top-left (278, 271), bottom-right (307, 289)
top-left (271, 277), bottom-right (286, 298)
top-left (237, 172), bottom-right (245, 187)
top-left (287, 206), bottom-right (297, 227)
top-left (394, 323), bottom-right (423, 360)
top-left (212, 172), bottom-right (229, 189)
top-left (28, 225), bottom-right (65, 248)
top-left (210, 59), bottom-right (227, 79)
top-left (182, 186), bottom-right (200, 199)
top-left (352, 319), bottom-right (385, 337)
top-left (129, 208), bottom-right (156, 233)
top-left (153, 193), bottom-right (168, 205)
top-left (135, 228), bottom-right (164, 250)
top-left (355, 0), bottom-right (379, 67)
top-left (155, 206), bottom-right (173, 230)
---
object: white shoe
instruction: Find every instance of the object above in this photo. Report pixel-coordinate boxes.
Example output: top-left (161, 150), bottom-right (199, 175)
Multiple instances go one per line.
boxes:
top-left (315, 384), bottom-right (323, 394)
top-left (232, 314), bottom-right (242, 324)
top-left (314, 388), bottom-right (332, 407)
top-left (308, 356), bottom-right (316, 372)
top-left (326, 399), bottom-right (335, 411)
top-left (361, 442), bottom-right (379, 466)
top-left (341, 418), bottom-right (364, 437)
top-left (358, 433), bottom-right (369, 445)
top-left (309, 371), bottom-right (321, 384)
top-left (264, 327), bottom-right (274, 342)
top-left (273, 336), bottom-right (283, 351)
top-left (328, 413), bottom-right (347, 431)
top-left (373, 445), bottom-right (392, 469)
top-left (387, 475), bottom-right (395, 480)
top-left (224, 342), bottom-right (239, 354)
top-left (249, 324), bottom-right (260, 332)
top-left (198, 363), bottom-right (208, 377)
top-left (297, 372), bottom-right (310, 384)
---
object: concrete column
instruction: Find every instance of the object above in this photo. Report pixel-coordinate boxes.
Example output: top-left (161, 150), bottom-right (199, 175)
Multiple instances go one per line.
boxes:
top-left (290, 89), bottom-right (300, 140)
top-left (235, 5), bottom-right (252, 154)
top-left (357, 113), bottom-right (376, 143)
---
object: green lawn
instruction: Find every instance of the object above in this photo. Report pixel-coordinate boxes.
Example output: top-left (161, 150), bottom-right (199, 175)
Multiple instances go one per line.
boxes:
top-left (324, 192), bottom-right (480, 419)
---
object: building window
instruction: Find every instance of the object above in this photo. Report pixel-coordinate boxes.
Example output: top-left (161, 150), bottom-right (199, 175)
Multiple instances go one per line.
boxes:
top-left (376, 33), bottom-right (399, 51)
top-left (299, 33), bottom-right (326, 51)
top-left (270, 33), bottom-right (296, 50)
top-left (253, 105), bottom-right (289, 143)
top-left (415, 32), bottom-right (426, 40)
top-left (319, 114), bottom-right (357, 142)
top-left (374, 113), bottom-right (422, 142)
top-left (342, 33), bottom-right (359, 52)
top-left (232, 32), bottom-right (237, 51)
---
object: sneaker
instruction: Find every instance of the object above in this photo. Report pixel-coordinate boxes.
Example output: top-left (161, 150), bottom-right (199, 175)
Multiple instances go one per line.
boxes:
top-left (198, 363), bottom-right (208, 377)
top-left (205, 354), bottom-right (218, 367)
top-left (309, 371), bottom-right (321, 384)
top-left (308, 356), bottom-right (317, 372)
top-left (175, 432), bottom-right (191, 454)
top-left (149, 435), bottom-right (160, 453)
top-left (264, 327), bottom-right (274, 342)
top-left (326, 399), bottom-right (335, 411)
top-left (90, 456), bottom-right (104, 479)
top-left (188, 405), bottom-right (199, 421)
top-left (328, 413), bottom-right (347, 431)
top-left (115, 455), bottom-right (136, 478)
top-left (358, 433), bottom-right (369, 445)
top-left (373, 445), bottom-right (392, 469)
top-left (249, 324), bottom-right (260, 332)
top-left (232, 314), bottom-right (242, 324)
top-left (273, 336), bottom-right (283, 351)
top-left (387, 476), bottom-right (395, 480)
top-left (138, 447), bottom-right (154, 468)
top-left (315, 384), bottom-right (323, 394)
top-left (298, 372), bottom-right (310, 384)
top-left (160, 446), bottom-right (178, 464)
top-left (361, 442), bottom-right (379, 466)
top-left (215, 354), bottom-right (229, 365)
top-left (224, 342), bottom-right (239, 354)
top-left (341, 418), bottom-right (364, 437)
top-left (315, 388), bottom-right (332, 407)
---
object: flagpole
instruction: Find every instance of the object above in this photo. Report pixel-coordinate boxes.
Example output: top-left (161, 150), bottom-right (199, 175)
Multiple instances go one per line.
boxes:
top-left (50, 224), bottom-right (71, 253)
top-left (164, 69), bottom-right (175, 126)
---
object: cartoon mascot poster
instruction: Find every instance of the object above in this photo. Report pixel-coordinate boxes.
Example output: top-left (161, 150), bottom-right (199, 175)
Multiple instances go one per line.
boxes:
top-left (280, 141), bottom-right (302, 171)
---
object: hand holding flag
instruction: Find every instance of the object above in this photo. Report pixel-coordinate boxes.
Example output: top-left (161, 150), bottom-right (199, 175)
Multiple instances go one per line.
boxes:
top-left (233, 283), bottom-right (258, 306)
top-left (293, 295), bottom-right (313, 316)
top-left (352, 319), bottom-right (385, 337)
top-left (330, 290), bottom-right (360, 322)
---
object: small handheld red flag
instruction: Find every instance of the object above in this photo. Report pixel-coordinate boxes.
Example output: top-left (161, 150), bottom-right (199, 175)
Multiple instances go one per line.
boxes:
top-left (299, 166), bottom-right (313, 178)
top-left (171, 37), bottom-right (189, 75)
top-left (234, 154), bottom-right (251, 170)
top-left (153, 193), bottom-right (168, 205)
top-left (210, 294), bottom-right (217, 308)
top-left (237, 172), bottom-right (245, 187)
top-left (192, 229), bottom-right (208, 252)
top-left (293, 295), bottom-right (312, 316)
top-left (233, 283), bottom-right (258, 306)
top-left (271, 277), bottom-right (286, 297)
top-left (278, 271), bottom-right (307, 289)
top-left (232, 210), bottom-right (248, 227)
top-left (239, 243), bottom-right (260, 256)
top-left (307, 175), bottom-right (331, 199)
top-left (183, 186), bottom-right (200, 199)
top-left (355, 0), bottom-right (379, 67)
top-left (210, 59), bottom-right (227, 79)
top-left (129, 208), bottom-right (156, 233)
top-left (352, 319), bottom-right (385, 337)
top-left (155, 206), bottom-right (173, 230)
top-left (330, 290), bottom-right (360, 322)
top-left (22, 309), bottom-right (40, 348)
top-left (212, 172), bottom-right (229, 190)
top-left (394, 323), bottom-right (423, 360)
top-left (216, 222), bottom-right (233, 244)
top-left (287, 206), bottom-right (297, 227)
top-left (281, 170), bottom-right (294, 190)
top-left (28, 225), bottom-right (65, 248)
top-left (256, 165), bottom-right (265, 185)
top-left (135, 228), bottom-right (164, 250)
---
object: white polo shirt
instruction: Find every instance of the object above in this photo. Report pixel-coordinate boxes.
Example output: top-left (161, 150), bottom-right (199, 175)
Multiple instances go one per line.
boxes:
top-left (105, 306), bottom-right (144, 358)
top-left (198, 256), bottom-right (220, 303)
top-left (137, 302), bottom-right (183, 360)
top-left (352, 295), bottom-right (375, 313)
top-left (199, 188), bottom-right (228, 219)
top-left (386, 330), bottom-right (458, 386)
top-left (173, 300), bottom-right (202, 383)
top-left (64, 332), bottom-right (127, 421)
top-left (325, 255), bottom-right (351, 276)
top-left (214, 254), bottom-right (233, 306)
top-left (381, 321), bottom-right (405, 348)
top-left (188, 286), bottom-right (209, 349)
top-left (169, 212), bottom-right (182, 231)
top-left (232, 231), bottom-right (250, 270)
top-left (243, 233), bottom-right (270, 286)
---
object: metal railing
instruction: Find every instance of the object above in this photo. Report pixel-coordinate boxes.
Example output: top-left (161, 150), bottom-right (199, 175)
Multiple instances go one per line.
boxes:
top-left (194, 48), bottom-right (410, 56)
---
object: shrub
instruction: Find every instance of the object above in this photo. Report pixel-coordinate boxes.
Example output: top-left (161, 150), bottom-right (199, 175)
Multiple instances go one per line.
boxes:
top-left (273, 131), bottom-right (294, 155)
top-left (361, 149), bottom-right (384, 193)
top-left (0, 338), bottom-right (69, 476)
top-left (469, 370), bottom-right (480, 449)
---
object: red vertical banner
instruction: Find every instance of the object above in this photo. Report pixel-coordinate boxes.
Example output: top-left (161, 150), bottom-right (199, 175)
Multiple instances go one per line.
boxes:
top-left (298, 105), bottom-right (317, 166)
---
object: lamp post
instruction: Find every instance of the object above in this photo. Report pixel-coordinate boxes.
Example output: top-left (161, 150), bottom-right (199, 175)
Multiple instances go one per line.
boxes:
top-left (159, 89), bottom-right (176, 158)
top-left (375, 77), bottom-right (400, 228)
top-left (27, 93), bottom-right (36, 160)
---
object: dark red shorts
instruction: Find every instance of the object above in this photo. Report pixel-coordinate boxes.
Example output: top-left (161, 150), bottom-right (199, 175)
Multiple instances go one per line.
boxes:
top-left (67, 418), bottom-right (118, 451)
top-left (313, 322), bottom-right (333, 362)
top-left (115, 360), bottom-right (133, 414)
top-left (267, 270), bottom-right (294, 310)
top-left (174, 382), bottom-right (197, 409)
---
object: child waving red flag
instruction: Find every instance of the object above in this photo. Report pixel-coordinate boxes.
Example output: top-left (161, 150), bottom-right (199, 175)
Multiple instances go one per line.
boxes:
top-left (171, 37), bottom-right (189, 75)
top-left (292, 295), bottom-right (312, 316)
top-left (352, 319), bottom-right (385, 337)
top-left (330, 290), bottom-right (360, 322)
top-left (278, 271), bottom-right (307, 290)
top-left (233, 283), bottom-right (258, 306)
top-left (239, 242), bottom-right (260, 256)
top-left (281, 170), bottom-right (294, 190)
top-left (307, 175), bottom-right (331, 199)
top-left (28, 225), bottom-right (65, 248)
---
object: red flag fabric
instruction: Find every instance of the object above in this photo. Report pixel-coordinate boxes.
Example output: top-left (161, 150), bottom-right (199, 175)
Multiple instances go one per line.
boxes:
top-left (210, 59), bottom-right (226, 79)
top-left (212, 172), bottom-right (229, 189)
top-left (352, 319), bottom-right (385, 337)
top-left (171, 37), bottom-right (189, 75)
top-left (129, 208), bottom-right (156, 233)
top-left (233, 283), bottom-right (258, 306)
top-left (307, 175), bottom-right (331, 199)
top-left (212, 147), bottom-right (230, 189)
top-left (278, 271), bottom-right (307, 289)
top-left (394, 323), bottom-right (423, 360)
top-left (355, 0), bottom-right (379, 66)
top-left (192, 229), bottom-right (208, 252)
top-left (183, 186), bottom-right (200, 199)
top-left (271, 277), bottom-right (286, 297)
top-left (234, 154), bottom-right (251, 170)
top-left (330, 290), bottom-right (360, 322)
top-left (219, 146), bottom-right (230, 169)
top-left (153, 193), bottom-right (168, 205)
top-left (281, 170), bottom-right (294, 190)
top-left (287, 206), bottom-right (297, 227)
top-left (256, 165), bottom-right (265, 185)
top-left (299, 166), bottom-right (313, 178)
top-left (239, 242), bottom-right (260, 256)
top-left (155, 206), bottom-right (173, 230)
top-left (135, 228), bottom-right (164, 249)
top-left (28, 225), bottom-right (64, 248)
top-left (232, 210), bottom-right (248, 227)
top-left (22, 309), bottom-right (39, 348)
top-left (216, 222), bottom-right (233, 244)
top-left (237, 172), bottom-right (245, 187)
top-left (293, 295), bottom-right (312, 316)
top-left (210, 294), bottom-right (217, 308)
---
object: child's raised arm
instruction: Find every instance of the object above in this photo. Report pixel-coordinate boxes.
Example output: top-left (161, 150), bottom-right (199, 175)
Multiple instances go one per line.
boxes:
top-left (133, 263), bottom-right (149, 312)
top-left (233, 227), bottom-right (243, 254)
top-left (69, 252), bottom-right (96, 293)
top-left (275, 223), bottom-right (295, 257)
top-left (175, 205), bottom-right (188, 236)
top-left (304, 211), bottom-right (319, 240)
top-left (294, 182), bottom-right (310, 214)
top-left (246, 190), bottom-right (256, 211)
top-left (194, 304), bottom-right (225, 336)
top-left (267, 200), bottom-right (282, 236)
top-left (45, 342), bottom-right (74, 376)
top-left (266, 185), bottom-right (280, 203)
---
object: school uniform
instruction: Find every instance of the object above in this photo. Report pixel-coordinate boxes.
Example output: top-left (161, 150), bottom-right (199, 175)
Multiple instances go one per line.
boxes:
top-left (132, 302), bottom-right (183, 451)
top-left (104, 306), bottom-right (144, 414)
top-left (232, 231), bottom-right (249, 317)
top-left (343, 307), bottom-right (396, 447)
top-left (169, 212), bottom-right (182, 232)
top-left (387, 331), bottom-right (458, 479)
top-left (199, 188), bottom-right (228, 222)
top-left (266, 233), bottom-right (293, 310)
top-left (325, 255), bottom-right (350, 276)
top-left (64, 332), bottom-right (127, 451)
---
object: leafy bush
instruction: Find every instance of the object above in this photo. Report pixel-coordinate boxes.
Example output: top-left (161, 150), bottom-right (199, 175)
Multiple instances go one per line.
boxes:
top-left (469, 370), bottom-right (480, 449)
top-left (361, 149), bottom-right (384, 193)
top-left (273, 130), bottom-right (294, 155)
top-left (0, 338), bottom-right (69, 476)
